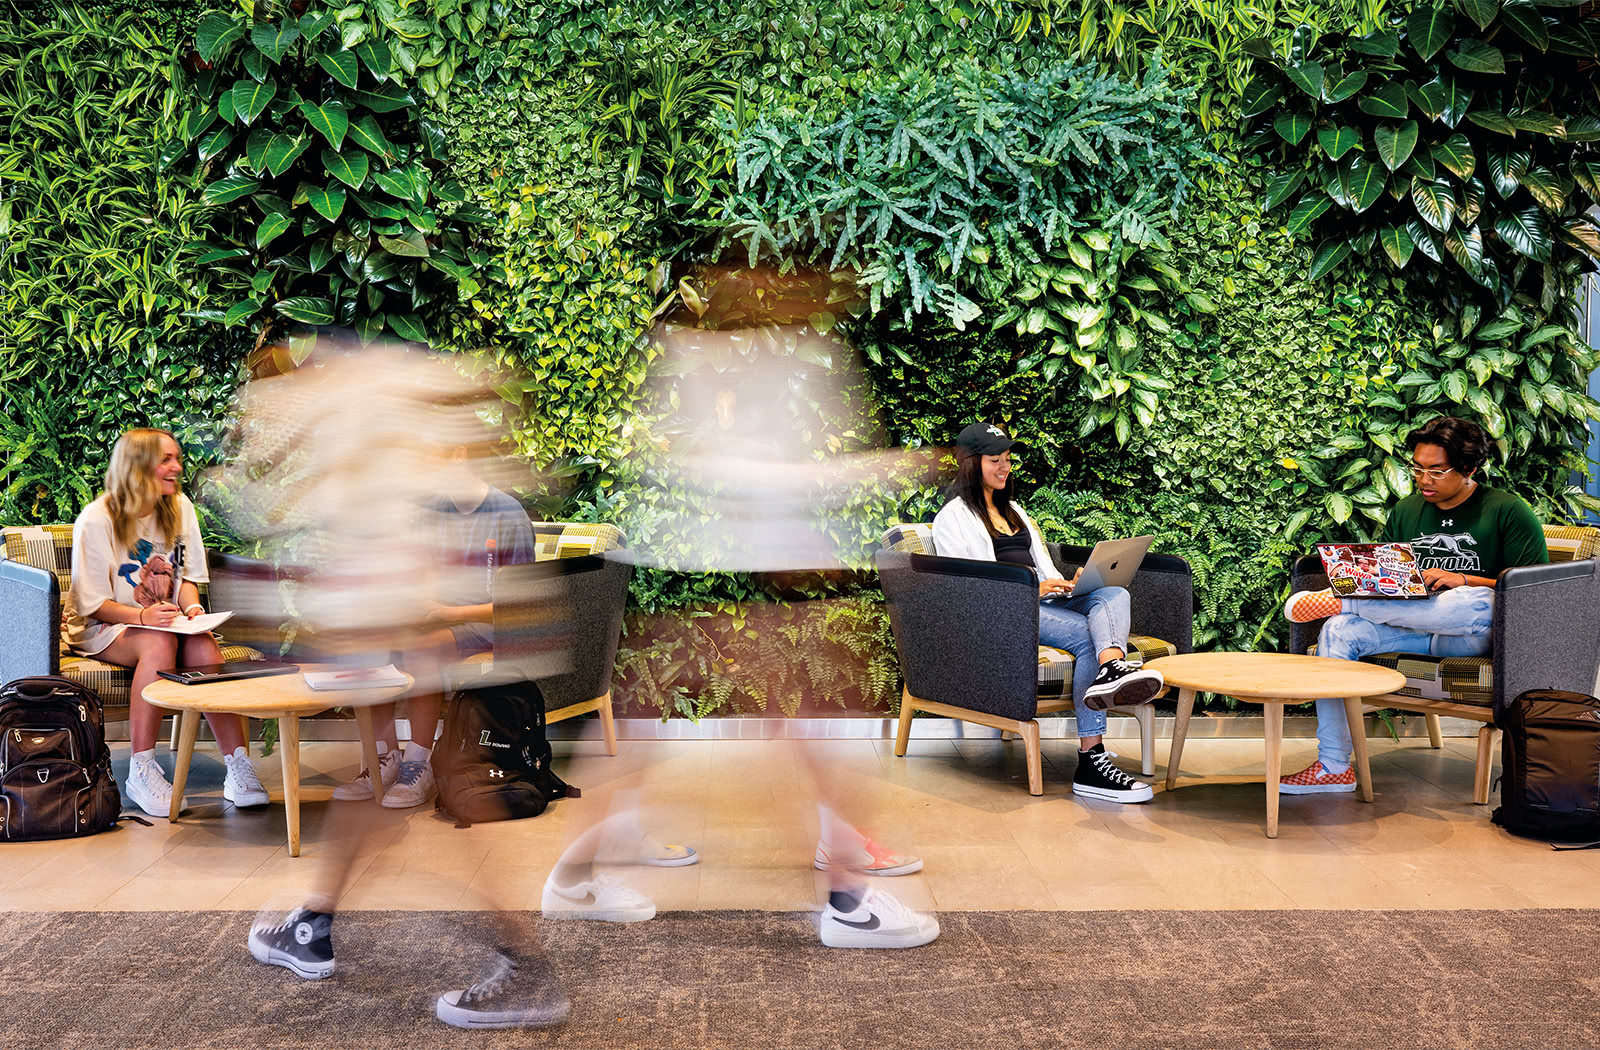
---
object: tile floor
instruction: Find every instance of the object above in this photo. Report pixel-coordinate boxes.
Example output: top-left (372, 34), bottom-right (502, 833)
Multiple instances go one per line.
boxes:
top-left (2, 733), bottom-right (1596, 913)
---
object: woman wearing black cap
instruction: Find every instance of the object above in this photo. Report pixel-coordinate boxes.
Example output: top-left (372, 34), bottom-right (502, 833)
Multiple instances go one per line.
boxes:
top-left (931, 423), bottom-right (1163, 803)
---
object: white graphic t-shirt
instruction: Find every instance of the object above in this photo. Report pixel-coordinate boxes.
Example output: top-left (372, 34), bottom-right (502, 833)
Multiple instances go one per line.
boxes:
top-left (66, 494), bottom-right (210, 656)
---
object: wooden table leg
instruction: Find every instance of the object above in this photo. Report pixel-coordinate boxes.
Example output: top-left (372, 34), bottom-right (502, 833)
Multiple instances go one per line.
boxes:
top-left (1165, 687), bottom-right (1196, 790)
top-left (1343, 696), bottom-right (1374, 802)
top-left (168, 708), bottom-right (201, 823)
top-left (1263, 701), bottom-right (1284, 839)
top-left (279, 714), bottom-right (302, 857)
top-left (353, 705), bottom-right (385, 810)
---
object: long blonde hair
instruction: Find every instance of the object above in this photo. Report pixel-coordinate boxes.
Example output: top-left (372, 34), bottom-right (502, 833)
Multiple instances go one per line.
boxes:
top-left (104, 428), bottom-right (182, 551)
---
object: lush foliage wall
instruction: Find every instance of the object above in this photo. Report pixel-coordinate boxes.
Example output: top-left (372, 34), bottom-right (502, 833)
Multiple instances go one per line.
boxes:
top-left (4, 0), bottom-right (1598, 717)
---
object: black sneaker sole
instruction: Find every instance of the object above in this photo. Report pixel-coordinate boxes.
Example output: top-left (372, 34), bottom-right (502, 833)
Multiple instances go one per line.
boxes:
top-left (1082, 671), bottom-right (1164, 711)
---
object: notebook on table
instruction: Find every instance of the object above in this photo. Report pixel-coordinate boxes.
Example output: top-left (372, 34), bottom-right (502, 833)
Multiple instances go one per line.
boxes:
top-left (1316, 542), bottom-right (1429, 599)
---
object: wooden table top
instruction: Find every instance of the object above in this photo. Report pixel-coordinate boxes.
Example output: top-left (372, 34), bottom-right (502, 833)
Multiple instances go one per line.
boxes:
top-left (1143, 652), bottom-right (1406, 701)
top-left (140, 664), bottom-right (414, 716)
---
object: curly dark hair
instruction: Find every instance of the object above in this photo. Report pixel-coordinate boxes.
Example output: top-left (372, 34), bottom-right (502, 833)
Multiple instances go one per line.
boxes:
top-left (1406, 416), bottom-right (1490, 476)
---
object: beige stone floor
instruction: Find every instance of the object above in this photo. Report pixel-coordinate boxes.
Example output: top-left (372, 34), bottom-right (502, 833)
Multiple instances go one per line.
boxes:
top-left (2, 733), bottom-right (1596, 913)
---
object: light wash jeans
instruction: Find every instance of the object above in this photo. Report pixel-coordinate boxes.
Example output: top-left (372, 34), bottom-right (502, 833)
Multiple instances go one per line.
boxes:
top-left (1313, 586), bottom-right (1494, 768)
top-left (1038, 586), bottom-right (1132, 738)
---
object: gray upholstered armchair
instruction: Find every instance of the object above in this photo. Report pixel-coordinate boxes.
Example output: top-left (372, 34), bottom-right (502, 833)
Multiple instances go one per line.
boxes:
top-left (1287, 524), bottom-right (1600, 804)
top-left (876, 523), bottom-right (1193, 794)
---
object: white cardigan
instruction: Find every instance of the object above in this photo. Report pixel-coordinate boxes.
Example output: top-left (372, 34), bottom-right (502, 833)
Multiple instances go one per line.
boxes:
top-left (930, 498), bottom-right (1064, 581)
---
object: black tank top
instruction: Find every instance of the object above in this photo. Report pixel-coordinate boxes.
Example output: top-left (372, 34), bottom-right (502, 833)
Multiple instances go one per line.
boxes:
top-left (992, 528), bottom-right (1034, 570)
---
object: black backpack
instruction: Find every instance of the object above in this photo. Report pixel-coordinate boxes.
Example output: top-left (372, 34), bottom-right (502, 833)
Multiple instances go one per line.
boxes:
top-left (1492, 689), bottom-right (1600, 844)
top-left (432, 680), bottom-right (575, 827)
top-left (0, 676), bottom-right (122, 841)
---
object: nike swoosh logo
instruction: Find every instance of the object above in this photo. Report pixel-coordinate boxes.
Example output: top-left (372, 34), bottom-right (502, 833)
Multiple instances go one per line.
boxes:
top-left (833, 915), bottom-right (880, 930)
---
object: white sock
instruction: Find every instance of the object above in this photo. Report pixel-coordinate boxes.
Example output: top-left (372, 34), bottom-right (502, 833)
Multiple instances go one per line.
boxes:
top-left (1322, 758), bottom-right (1350, 775)
top-left (403, 742), bottom-right (431, 765)
top-left (230, 746), bottom-right (248, 762)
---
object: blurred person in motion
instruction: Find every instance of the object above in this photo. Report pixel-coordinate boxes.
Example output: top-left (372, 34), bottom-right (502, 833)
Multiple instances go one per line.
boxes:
top-left (931, 423), bottom-right (1164, 803)
top-left (212, 341), bottom-right (571, 1029)
top-left (639, 277), bottom-right (942, 949)
top-left (66, 427), bottom-right (267, 816)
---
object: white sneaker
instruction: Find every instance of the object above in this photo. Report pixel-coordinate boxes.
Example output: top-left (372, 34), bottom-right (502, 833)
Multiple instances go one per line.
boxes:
top-left (223, 751), bottom-right (270, 807)
top-left (331, 749), bottom-right (402, 801)
top-left (541, 872), bottom-right (656, 923)
top-left (819, 887), bottom-right (940, 949)
top-left (124, 757), bottom-right (176, 818)
top-left (379, 758), bottom-right (436, 809)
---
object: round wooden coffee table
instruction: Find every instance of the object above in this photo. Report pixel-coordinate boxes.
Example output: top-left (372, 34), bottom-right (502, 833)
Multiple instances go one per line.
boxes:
top-left (1144, 652), bottom-right (1406, 838)
top-left (141, 665), bottom-right (413, 856)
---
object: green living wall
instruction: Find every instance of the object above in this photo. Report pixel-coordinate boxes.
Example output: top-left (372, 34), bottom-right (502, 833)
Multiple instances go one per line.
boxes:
top-left (4, 0), bottom-right (1598, 717)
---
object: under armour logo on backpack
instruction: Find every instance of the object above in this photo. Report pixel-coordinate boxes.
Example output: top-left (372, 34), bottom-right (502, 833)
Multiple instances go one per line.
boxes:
top-left (488, 768), bottom-right (505, 779)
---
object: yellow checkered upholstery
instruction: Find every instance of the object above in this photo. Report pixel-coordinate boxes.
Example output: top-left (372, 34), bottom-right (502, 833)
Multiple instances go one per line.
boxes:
top-left (1036, 635), bottom-right (1176, 700)
top-left (1543, 524), bottom-right (1600, 562)
top-left (532, 522), bottom-right (625, 561)
top-left (1, 522), bottom-right (261, 708)
top-left (880, 523), bottom-right (936, 554)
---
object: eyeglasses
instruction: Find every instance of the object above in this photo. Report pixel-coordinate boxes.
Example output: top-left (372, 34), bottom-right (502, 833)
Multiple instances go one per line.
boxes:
top-left (1407, 463), bottom-right (1456, 482)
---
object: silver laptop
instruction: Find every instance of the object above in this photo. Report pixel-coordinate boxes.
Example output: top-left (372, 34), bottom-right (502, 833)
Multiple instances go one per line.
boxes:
top-left (1054, 535), bottom-right (1155, 597)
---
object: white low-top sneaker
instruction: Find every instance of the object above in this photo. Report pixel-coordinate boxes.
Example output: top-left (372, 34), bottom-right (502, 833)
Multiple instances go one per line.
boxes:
top-left (540, 872), bottom-right (656, 923)
top-left (819, 887), bottom-right (940, 949)
top-left (223, 750), bottom-right (270, 807)
top-left (124, 757), bottom-right (176, 818)
top-left (379, 758), bottom-right (437, 809)
top-left (331, 749), bottom-right (403, 801)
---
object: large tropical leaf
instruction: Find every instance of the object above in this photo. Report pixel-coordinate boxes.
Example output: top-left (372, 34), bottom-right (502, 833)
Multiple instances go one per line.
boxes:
top-left (1358, 80), bottom-right (1409, 119)
top-left (1284, 61), bottom-right (1325, 99)
top-left (1286, 194), bottom-right (1333, 234)
top-left (1566, 116), bottom-right (1600, 143)
top-left (1403, 148), bottom-right (1436, 180)
top-left (250, 21), bottom-right (301, 62)
top-left (299, 10), bottom-right (337, 41)
top-left (217, 87), bottom-right (237, 125)
top-left (347, 114), bottom-right (396, 160)
top-left (1263, 171), bottom-right (1306, 209)
top-left (242, 45), bottom-right (268, 82)
top-left (306, 184), bottom-right (348, 221)
top-left (1322, 162), bottom-right (1355, 208)
top-left (1507, 110), bottom-right (1565, 137)
top-left (323, 148), bottom-right (370, 189)
top-left (1446, 39), bottom-right (1504, 73)
top-left (1407, 5), bottom-right (1456, 61)
top-left (256, 211), bottom-right (293, 249)
top-left (1431, 134), bottom-right (1476, 179)
top-left (1498, 0), bottom-right (1550, 50)
top-left (379, 230), bottom-right (430, 258)
top-left (298, 100), bottom-right (349, 148)
top-left (1317, 125), bottom-right (1362, 160)
top-left (1349, 29), bottom-right (1399, 57)
top-left (1488, 147), bottom-right (1531, 196)
top-left (1459, 176), bottom-right (1486, 225)
top-left (317, 51), bottom-right (360, 90)
top-left (244, 128), bottom-right (272, 171)
top-left (1436, 78), bottom-right (1474, 129)
top-left (1557, 217), bottom-right (1600, 255)
top-left (355, 38), bottom-right (393, 80)
top-left (1454, 0), bottom-right (1499, 31)
top-left (1549, 22), bottom-right (1599, 58)
top-left (1406, 79), bottom-right (1447, 121)
top-left (1274, 112), bottom-right (1312, 144)
top-left (1572, 156), bottom-right (1600, 198)
top-left (1408, 219), bottom-right (1444, 262)
top-left (223, 297), bottom-right (262, 327)
top-left (1339, 156), bottom-right (1387, 212)
top-left (1465, 110), bottom-right (1516, 136)
top-left (1309, 237), bottom-right (1353, 279)
top-left (1324, 70), bottom-right (1368, 103)
top-left (351, 193), bottom-right (407, 220)
top-left (274, 297), bottom-right (335, 324)
top-left (1495, 206), bottom-right (1554, 262)
top-left (1379, 225), bottom-right (1416, 268)
top-left (264, 134), bottom-right (311, 177)
top-left (231, 77), bottom-right (277, 125)
top-left (1240, 76), bottom-right (1281, 118)
top-left (1520, 167), bottom-right (1569, 210)
top-left (202, 175), bottom-right (260, 205)
top-left (196, 12), bottom-right (244, 63)
top-left (1443, 223), bottom-right (1485, 273)
top-left (351, 83), bottom-right (415, 113)
top-left (1412, 176), bottom-right (1458, 231)
top-left (1375, 120), bottom-right (1418, 171)
top-left (197, 126), bottom-right (235, 165)
top-left (387, 312), bottom-right (428, 343)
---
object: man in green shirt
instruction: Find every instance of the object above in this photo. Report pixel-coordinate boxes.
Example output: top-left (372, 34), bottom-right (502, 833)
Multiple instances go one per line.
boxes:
top-left (1279, 416), bottom-right (1548, 793)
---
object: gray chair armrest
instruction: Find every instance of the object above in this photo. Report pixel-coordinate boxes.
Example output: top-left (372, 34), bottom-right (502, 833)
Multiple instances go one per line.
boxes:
top-left (1288, 553), bottom-right (1330, 655)
top-left (497, 554), bottom-right (632, 712)
top-left (875, 550), bottom-right (1039, 722)
top-left (1049, 543), bottom-right (1194, 655)
top-left (1493, 558), bottom-right (1600, 718)
top-left (0, 560), bottom-right (60, 683)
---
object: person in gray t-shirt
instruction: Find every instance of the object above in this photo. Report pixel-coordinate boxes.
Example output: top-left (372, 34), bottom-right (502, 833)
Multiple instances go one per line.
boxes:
top-left (330, 447), bottom-right (535, 808)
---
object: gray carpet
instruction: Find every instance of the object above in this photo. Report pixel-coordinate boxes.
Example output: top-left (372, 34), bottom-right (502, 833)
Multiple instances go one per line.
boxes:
top-left (3, 909), bottom-right (1597, 1049)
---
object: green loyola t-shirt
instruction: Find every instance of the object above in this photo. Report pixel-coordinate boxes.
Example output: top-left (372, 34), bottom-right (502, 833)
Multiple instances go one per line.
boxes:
top-left (1381, 485), bottom-right (1548, 578)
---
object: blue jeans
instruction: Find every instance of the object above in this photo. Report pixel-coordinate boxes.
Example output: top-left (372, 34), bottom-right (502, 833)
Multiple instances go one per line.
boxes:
top-left (1314, 586), bottom-right (1494, 768)
top-left (1038, 586), bottom-right (1132, 738)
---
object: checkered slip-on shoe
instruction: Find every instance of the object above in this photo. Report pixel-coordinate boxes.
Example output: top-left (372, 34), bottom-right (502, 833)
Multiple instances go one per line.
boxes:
top-left (1279, 760), bottom-right (1357, 794)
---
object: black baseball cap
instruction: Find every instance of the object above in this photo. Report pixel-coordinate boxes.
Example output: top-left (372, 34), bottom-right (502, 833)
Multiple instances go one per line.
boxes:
top-left (955, 422), bottom-right (1017, 455)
